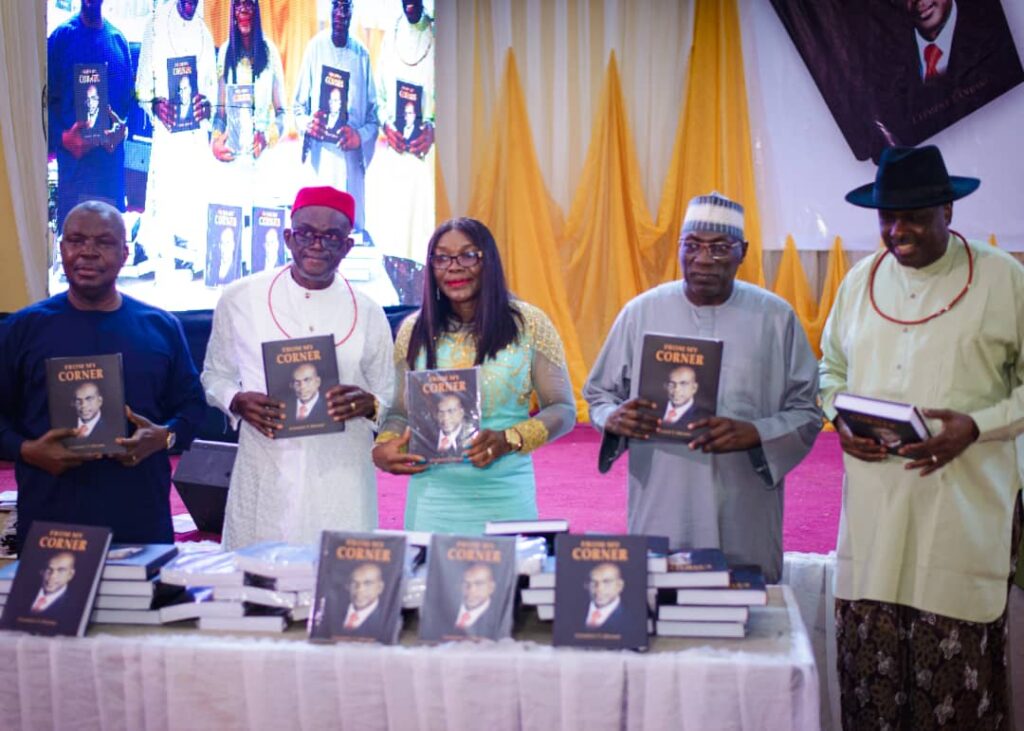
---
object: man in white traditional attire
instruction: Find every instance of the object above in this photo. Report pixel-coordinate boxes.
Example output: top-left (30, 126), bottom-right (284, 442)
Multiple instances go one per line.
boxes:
top-left (293, 0), bottom-right (379, 234)
top-left (135, 0), bottom-right (217, 283)
top-left (201, 186), bottom-right (394, 548)
top-left (365, 0), bottom-right (435, 262)
top-left (583, 192), bottom-right (821, 582)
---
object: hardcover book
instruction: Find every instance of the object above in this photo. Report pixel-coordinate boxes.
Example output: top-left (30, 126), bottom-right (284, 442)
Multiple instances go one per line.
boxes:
top-left (159, 550), bottom-right (244, 588)
top-left (654, 619), bottom-right (745, 639)
top-left (205, 203), bottom-right (243, 287)
top-left (166, 55), bottom-right (198, 132)
top-left (419, 534), bottom-right (517, 643)
top-left (73, 62), bottom-right (109, 142)
top-left (0, 561), bottom-right (18, 593)
top-left (318, 65), bottom-right (349, 142)
top-left (308, 531), bottom-right (406, 644)
top-left (233, 542), bottom-right (317, 580)
top-left (657, 604), bottom-right (749, 623)
top-left (552, 534), bottom-right (649, 650)
top-left (225, 83), bottom-right (255, 157)
top-left (251, 206), bottom-right (288, 273)
top-left (103, 544), bottom-right (178, 581)
top-left (406, 368), bottom-right (481, 463)
top-left (45, 353), bottom-right (126, 455)
top-left (664, 565), bottom-right (768, 607)
top-left (649, 548), bottom-right (731, 589)
top-left (637, 334), bottom-right (723, 442)
top-left (833, 392), bottom-right (931, 453)
top-left (262, 335), bottom-right (344, 438)
top-left (0, 521), bottom-right (112, 636)
top-left (394, 80), bottom-right (424, 146)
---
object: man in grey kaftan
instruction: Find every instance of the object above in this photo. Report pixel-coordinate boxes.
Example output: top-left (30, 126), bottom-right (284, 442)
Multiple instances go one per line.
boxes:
top-left (583, 192), bottom-right (821, 582)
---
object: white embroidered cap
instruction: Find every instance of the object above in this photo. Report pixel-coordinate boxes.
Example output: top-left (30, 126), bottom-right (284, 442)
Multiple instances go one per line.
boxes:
top-left (680, 191), bottom-right (745, 241)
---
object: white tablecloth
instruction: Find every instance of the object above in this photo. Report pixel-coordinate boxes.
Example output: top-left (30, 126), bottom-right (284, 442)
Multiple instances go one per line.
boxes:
top-left (782, 551), bottom-right (840, 731)
top-left (0, 585), bottom-right (818, 731)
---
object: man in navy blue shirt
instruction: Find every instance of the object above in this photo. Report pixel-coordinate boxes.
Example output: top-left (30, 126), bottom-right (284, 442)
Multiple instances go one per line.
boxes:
top-left (47, 0), bottom-right (132, 232)
top-left (0, 201), bottom-right (205, 550)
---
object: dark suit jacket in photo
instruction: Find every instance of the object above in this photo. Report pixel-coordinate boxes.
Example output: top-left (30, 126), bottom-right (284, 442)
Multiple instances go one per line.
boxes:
top-left (587, 600), bottom-right (629, 635)
top-left (287, 393), bottom-right (329, 426)
top-left (449, 600), bottom-right (501, 639)
top-left (662, 403), bottom-right (713, 428)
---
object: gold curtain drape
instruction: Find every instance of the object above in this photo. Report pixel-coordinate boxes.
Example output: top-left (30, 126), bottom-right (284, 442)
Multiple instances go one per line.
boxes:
top-left (561, 53), bottom-right (659, 366)
top-left (645, 0), bottom-right (765, 289)
top-left (466, 50), bottom-right (591, 418)
top-left (773, 234), bottom-right (817, 345)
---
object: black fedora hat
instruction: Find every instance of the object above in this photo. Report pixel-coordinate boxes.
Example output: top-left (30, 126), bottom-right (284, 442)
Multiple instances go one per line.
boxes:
top-left (845, 145), bottom-right (980, 209)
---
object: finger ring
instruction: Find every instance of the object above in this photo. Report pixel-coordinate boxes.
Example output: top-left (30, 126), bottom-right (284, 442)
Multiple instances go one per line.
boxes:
top-left (350, 402), bottom-right (357, 412)
top-left (930, 454), bottom-right (938, 464)
top-left (486, 446), bottom-right (493, 457)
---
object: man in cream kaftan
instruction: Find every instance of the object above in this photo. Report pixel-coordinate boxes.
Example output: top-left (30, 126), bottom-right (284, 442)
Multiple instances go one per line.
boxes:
top-left (202, 187), bottom-right (393, 548)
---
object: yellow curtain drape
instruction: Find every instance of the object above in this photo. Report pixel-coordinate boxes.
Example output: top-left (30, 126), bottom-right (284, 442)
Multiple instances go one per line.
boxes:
top-left (772, 234), bottom-right (816, 344)
top-left (466, 50), bottom-right (590, 419)
top-left (645, 0), bottom-right (764, 289)
top-left (435, 156), bottom-right (452, 225)
top-left (806, 236), bottom-right (849, 358)
top-left (561, 53), bottom-right (659, 366)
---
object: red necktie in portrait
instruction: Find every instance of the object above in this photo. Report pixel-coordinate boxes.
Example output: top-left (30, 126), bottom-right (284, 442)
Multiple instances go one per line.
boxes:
top-left (345, 612), bottom-right (358, 629)
top-left (924, 43), bottom-right (943, 80)
top-left (32, 595), bottom-right (47, 612)
top-left (440, 435), bottom-right (452, 450)
top-left (666, 407), bottom-right (680, 423)
top-left (588, 609), bottom-right (601, 627)
top-left (298, 403), bottom-right (309, 419)
top-left (457, 610), bottom-right (471, 628)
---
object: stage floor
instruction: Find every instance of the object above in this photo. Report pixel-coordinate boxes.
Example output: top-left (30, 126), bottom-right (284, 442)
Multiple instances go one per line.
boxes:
top-left (1, 427), bottom-right (843, 554)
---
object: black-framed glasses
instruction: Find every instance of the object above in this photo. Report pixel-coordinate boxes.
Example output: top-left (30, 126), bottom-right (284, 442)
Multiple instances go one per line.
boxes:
top-left (291, 227), bottom-right (348, 251)
top-left (430, 251), bottom-right (484, 269)
top-left (234, 0), bottom-right (256, 9)
top-left (61, 234), bottom-right (123, 252)
top-left (681, 239), bottom-right (742, 261)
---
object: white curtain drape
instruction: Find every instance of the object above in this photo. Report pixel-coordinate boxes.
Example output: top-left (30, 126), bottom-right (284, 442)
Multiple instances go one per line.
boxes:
top-left (435, 0), bottom-right (694, 219)
top-left (0, 1), bottom-right (48, 303)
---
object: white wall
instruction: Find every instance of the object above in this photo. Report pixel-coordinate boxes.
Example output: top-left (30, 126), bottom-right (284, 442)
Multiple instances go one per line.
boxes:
top-left (740, 0), bottom-right (1024, 250)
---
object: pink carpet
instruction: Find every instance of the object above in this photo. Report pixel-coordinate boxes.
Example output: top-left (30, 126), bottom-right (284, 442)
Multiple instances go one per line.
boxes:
top-left (2, 428), bottom-right (843, 554)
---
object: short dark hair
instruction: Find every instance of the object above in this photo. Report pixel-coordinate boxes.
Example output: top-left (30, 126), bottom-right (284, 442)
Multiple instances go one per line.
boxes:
top-left (406, 218), bottom-right (523, 370)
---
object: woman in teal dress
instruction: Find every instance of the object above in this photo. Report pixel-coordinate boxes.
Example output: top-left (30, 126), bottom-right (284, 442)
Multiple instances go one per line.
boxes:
top-left (372, 218), bottom-right (576, 533)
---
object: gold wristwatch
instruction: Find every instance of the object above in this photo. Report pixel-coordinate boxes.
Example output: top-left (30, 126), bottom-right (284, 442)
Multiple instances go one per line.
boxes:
top-left (504, 427), bottom-right (524, 453)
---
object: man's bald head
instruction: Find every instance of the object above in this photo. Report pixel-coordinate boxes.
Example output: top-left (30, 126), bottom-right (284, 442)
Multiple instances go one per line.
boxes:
top-left (65, 200), bottom-right (126, 243)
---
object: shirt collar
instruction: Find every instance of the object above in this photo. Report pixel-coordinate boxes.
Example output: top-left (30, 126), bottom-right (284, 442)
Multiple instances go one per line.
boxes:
top-left (914, 0), bottom-right (957, 72)
top-left (345, 598), bottom-right (379, 624)
top-left (458, 598), bottom-right (490, 625)
top-left (588, 596), bottom-right (621, 623)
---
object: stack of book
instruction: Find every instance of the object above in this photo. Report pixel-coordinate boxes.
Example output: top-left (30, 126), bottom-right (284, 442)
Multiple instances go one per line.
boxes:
top-left (90, 543), bottom-right (188, 625)
top-left (653, 551), bottom-right (767, 638)
top-left (0, 543), bottom-right (218, 627)
top-left (520, 548), bottom-right (668, 623)
top-left (0, 491), bottom-right (16, 559)
top-left (156, 544), bottom-right (250, 626)
top-left (0, 561), bottom-right (17, 610)
top-left (210, 542), bottom-right (319, 630)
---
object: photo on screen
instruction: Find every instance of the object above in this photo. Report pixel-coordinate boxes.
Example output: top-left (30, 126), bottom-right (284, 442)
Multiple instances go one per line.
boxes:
top-left (46, 0), bottom-right (437, 311)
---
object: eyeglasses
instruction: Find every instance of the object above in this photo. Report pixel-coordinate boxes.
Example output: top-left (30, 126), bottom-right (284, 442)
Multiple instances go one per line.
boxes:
top-left (291, 227), bottom-right (348, 251)
top-left (429, 251), bottom-right (484, 269)
top-left (61, 235), bottom-right (123, 252)
top-left (234, 0), bottom-right (255, 9)
top-left (681, 239), bottom-right (742, 261)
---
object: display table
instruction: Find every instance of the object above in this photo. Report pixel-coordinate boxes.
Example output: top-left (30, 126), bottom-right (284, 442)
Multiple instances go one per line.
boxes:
top-left (0, 585), bottom-right (818, 731)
